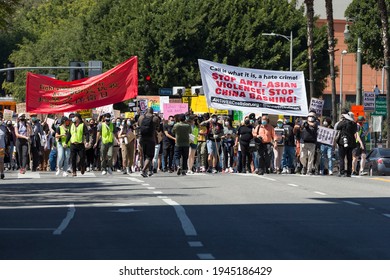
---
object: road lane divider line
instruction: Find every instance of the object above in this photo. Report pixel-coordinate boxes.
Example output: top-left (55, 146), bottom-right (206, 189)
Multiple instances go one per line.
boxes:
top-left (370, 178), bottom-right (390, 183)
top-left (197, 253), bottom-right (215, 260)
top-left (142, 183), bottom-right (150, 186)
top-left (288, 184), bottom-right (299, 187)
top-left (147, 187), bottom-right (156, 190)
top-left (53, 204), bottom-right (75, 235)
top-left (153, 191), bottom-right (163, 194)
top-left (126, 177), bottom-right (144, 183)
top-left (343, 200), bottom-right (360, 206)
top-left (188, 241), bottom-right (203, 247)
top-left (383, 214), bottom-right (390, 219)
top-left (0, 228), bottom-right (55, 231)
top-left (162, 198), bottom-right (197, 237)
top-left (314, 191), bottom-right (327, 196)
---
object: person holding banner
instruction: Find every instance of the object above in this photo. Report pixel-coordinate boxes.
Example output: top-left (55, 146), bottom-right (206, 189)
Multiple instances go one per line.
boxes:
top-left (319, 117), bottom-right (334, 176)
top-left (253, 115), bottom-right (276, 175)
top-left (67, 113), bottom-right (89, 177)
top-left (55, 116), bottom-right (71, 177)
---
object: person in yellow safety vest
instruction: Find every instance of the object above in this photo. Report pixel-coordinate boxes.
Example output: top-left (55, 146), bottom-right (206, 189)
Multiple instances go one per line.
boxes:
top-left (94, 113), bottom-right (118, 175)
top-left (66, 113), bottom-right (90, 177)
top-left (55, 116), bottom-right (71, 177)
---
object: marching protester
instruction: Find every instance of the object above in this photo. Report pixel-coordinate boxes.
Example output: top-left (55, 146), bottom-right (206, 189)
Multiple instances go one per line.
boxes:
top-left (319, 117), bottom-right (334, 176)
top-left (4, 120), bottom-right (16, 171)
top-left (172, 114), bottom-right (192, 176)
top-left (281, 117), bottom-right (296, 174)
top-left (0, 114), bottom-right (8, 179)
top-left (162, 115), bottom-right (176, 173)
top-left (273, 119), bottom-right (285, 174)
top-left (137, 108), bottom-right (160, 177)
top-left (197, 113), bottom-right (209, 172)
top-left (86, 118), bottom-right (98, 172)
top-left (119, 118), bottom-right (136, 174)
top-left (236, 116), bottom-right (253, 173)
top-left (187, 115), bottom-right (199, 174)
top-left (201, 113), bottom-right (223, 173)
top-left (299, 111), bottom-right (318, 175)
top-left (67, 113), bottom-right (89, 176)
top-left (222, 117), bottom-right (235, 173)
top-left (336, 112), bottom-right (363, 177)
top-left (352, 116), bottom-right (368, 176)
top-left (95, 113), bottom-right (117, 175)
top-left (14, 113), bottom-right (31, 174)
top-left (253, 115), bottom-right (276, 175)
top-left (30, 114), bottom-right (44, 172)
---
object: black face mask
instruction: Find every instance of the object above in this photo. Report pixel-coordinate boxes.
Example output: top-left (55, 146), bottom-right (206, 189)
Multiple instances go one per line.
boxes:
top-left (7, 124), bottom-right (12, 127)
top-left (244, 120), bottom-right (250, 125)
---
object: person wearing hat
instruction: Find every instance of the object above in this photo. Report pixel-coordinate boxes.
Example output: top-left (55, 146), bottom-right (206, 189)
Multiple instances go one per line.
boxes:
top-left (200, 113), bottom-right (223, 173)
top-left (299, 111), bottom-right (318, 175)
top-left (352, 116), bottom-right (368, 176)
top-left (55, 116), bottom-right (71, 177)
top-left (336, 112), bottom-right (360, 177)
top-left (14, 113), bottom-right (32, 174)
top-left (66, 112), bottom-right (89, 176)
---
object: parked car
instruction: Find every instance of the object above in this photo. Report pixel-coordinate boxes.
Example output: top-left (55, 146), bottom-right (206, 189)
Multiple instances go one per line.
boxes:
top-left (364, 148), bottom-right (390, 176)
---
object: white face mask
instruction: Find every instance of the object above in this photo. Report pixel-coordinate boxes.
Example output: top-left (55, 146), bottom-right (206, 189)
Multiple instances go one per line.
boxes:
top-left (126, 121), bottom-right (131, 126)
top-left (323, 122), bottom-right (328, 126)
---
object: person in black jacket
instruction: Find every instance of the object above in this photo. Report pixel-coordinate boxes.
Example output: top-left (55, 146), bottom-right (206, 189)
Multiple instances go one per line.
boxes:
top-left (299, 111), bottom-right (318, 175)
top-left (336, 112), bottom-right (358, 177)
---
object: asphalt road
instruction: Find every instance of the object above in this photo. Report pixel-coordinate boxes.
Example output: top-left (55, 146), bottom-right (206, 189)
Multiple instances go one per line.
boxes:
top-left (1, 170), bottom-right (390, 260)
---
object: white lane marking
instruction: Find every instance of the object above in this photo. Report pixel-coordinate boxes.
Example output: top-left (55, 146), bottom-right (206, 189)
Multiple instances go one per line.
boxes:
top-left (288, 184), bottom-right (299, 187)
top-left (153, 191), bottom-right (163, 194)
top-left (197, 253), bottom-right (215, 260)
top-left (383, 214), bottom-right (390, 219)
top-left (157, 196), bottom-right (168, 199)
top-left (343, 200), bottom-right (360, 206)
top-left (0, 202), bottom-right (149, 210)
top-left (188, 241), bottom-right (203, 247)
top-left (53, 204), bottom-right (75, 235)
top-left (126, 177), bottom-right (144, 183)
top-left (147, 187), bottom-right (155, 190)
top-left (258, 176), bottom-right (276, 181)
top-left (314, 191), bottom-right (327, 196)
top-left (18, 172), bottom-right (41, 179)
top-left (162, 198), bottom-right (197, 236)
top-left (0, 228), bottom-right (55, 231)
top-left (142, 183), bottom-right (150, 186)
top-left (109, 208), bottom-right (140, 213)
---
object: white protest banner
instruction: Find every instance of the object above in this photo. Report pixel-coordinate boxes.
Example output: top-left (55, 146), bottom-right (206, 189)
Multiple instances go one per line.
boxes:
top-left (198, 59), bottom-right (308, 116)
top-left (95, 104), bottom-right (114, 117)
top-left (309, 98), bottom-right (324, 116)
top-left (363, 92), bottom-right (375, 111)
top-left (160, 96), bottom-right (170, 113)
top-left (3, 109), bottom-right (13, 121)
top-left (372, 115), bottom-right (382, 133)
top-left (317, 126), bottom-right (337, 146)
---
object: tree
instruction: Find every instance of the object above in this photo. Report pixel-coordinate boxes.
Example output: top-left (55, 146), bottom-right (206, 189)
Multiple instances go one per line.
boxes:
top-left (325, 0), bottom-right (337, 124)
top-left (305, 0), bottom-right (315, 103)
top-left (0, 0), bottom-right (20, 30)
top-left (377, 0), bottom-right (390, 147)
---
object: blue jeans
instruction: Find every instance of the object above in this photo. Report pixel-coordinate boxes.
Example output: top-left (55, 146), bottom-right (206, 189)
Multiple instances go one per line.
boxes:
top-left (57, 143), bottom-right (70, 171)
top-left (282, 145), bottom-right (295, 169)
top-left (49, 149), bottom-right (57, 171)
top-left (320, 144), bottom-right (333, 173)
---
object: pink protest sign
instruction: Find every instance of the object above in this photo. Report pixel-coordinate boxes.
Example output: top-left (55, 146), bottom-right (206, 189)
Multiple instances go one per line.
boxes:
top-left (163, 103), bottom-right (188, 119)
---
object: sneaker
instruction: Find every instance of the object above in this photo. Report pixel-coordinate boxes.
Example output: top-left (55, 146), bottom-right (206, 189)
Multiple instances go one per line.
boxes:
top-left (301, 167), bottom-right (307, 175)
top-left (329, 171), bottom-right (333, 176)
top-left (229, 167), bottom-right (234, 173)
top-left (62, 171), bottom-right (68, 177)
top-left (72, 172), bottom-right (77, 177)
top-left (182, 170), bottom-right (187, 176)
top-left (352, 171), bottom-right (358, 176)
top-left (287, 168), bottom-right (292, 174)
top-left (281, 168), bottom-right (288, 174)
top-left (212, 168), bottom-right (218, 174)
top-left (102, 170), bottom-right (107, 175)
top-left (1, 173), bottom-right (4, 180)
top-left (86, 167), bottom-right (90, 172)
top-left (56, 170), bottom-right (61, 176)
top-left (107, 168), bottom-right (113, 175)
top-left (225, 168), bottom-right (229, 173)
top-left (141, 170), bottom-right (148, 178)
top-left (187, 170), bottom-right (194, 174)
top-left (148, 171), bottom-right (153, 177)
top-left (177, 167), bottom-right (182, 176)
top-left (360, 171), bottom-right (368, 176)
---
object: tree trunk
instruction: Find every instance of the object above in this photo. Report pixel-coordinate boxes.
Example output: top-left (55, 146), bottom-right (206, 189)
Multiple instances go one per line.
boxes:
top-left (305, 0), bottom-right (315, 105)
top-left (325, 0), bottom-right (337, 124)
top-left (378, 0), bottom-right (390, 148)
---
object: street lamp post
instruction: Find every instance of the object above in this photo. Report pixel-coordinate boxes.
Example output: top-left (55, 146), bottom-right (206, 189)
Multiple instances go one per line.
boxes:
top-left (262, 31), bottom-right (293, 71)
top-left (340, 50), bottom-right (348, 115)
top-left (344, 20), bottom-right (363, 105)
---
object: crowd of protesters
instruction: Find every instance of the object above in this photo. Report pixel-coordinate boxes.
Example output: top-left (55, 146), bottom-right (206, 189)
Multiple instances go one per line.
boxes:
top-left (0, 107), bottom-right (369, 179)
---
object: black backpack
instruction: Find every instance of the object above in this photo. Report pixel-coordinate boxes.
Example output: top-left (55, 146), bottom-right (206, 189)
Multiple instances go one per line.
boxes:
top-left (140, 115), bottom-right (154, 137)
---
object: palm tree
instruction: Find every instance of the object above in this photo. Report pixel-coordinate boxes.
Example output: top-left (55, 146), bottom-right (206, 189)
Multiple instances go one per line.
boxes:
top-left (305, 0), bottom-right (315, 105)
top-left (325, 0), bottom-right (337, 124)
top-left (378, 0), bottom-right (390, 147)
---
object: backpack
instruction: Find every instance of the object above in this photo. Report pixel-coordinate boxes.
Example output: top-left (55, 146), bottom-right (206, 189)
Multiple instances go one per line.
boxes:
top-left (140, 115), bottom-right (154, 137)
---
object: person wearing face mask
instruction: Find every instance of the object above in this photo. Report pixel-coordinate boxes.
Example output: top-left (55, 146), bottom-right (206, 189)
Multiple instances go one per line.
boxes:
top-left (222, 117), bottom-right (236, 173)
top-left (187, 115), bottom-right (199, 174)
top-left (197, 113), bottom-right (209, 172)
top-left (163, 115), bottom-right (176, 173)
top-left (4, 121), bottom-right (16, 171)
top-left (94, 113), bottom-right (116, 175)
top-left (66, 113), bottom-right (89, 176)
top-left (55, 116), bottom-right (71, 177)
top-left (299, 111), bottom-right (318, 175)
top-left (319, 117), bottom-right (334, 175)
top-left (29, 114), bottom-right (44, 172)
top-left (85, 119), bottom-right (97, 172)
top-left (281, 117), bottom-right (296, 174)
top-left (14, 113), bottom-right (32, 174)
top-left (0, 114), bottom-right (8, 179)
top-left (236, 117), bottom-right (254, 173)
top-left (119, 118), bottom-right (136, 174)
top-left (352, 116), bottom-right (368, 176)
top-left (253, 115), bottom-right (276, 175)
top-left (200, 113), bottom-right (223, 173)
top-left (273, 119), bottom-right (285, 174)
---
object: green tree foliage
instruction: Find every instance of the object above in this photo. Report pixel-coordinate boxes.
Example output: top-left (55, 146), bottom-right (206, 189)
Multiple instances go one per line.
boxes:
top-left (3, 0), bottom-right (330, 102)
top-left (0, 0), bottom-right (21, 30)
top-left (345, 0), bottom-right (390, 70)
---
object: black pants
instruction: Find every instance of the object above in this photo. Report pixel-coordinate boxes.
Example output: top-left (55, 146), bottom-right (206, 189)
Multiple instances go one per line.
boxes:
top-left (174, 146), bottom-right (189, 171)
top-left (339, 145), bottom-right (353, 176)
top-left (16, 138), bottom-right (28, 169)
top-left (258, 143), bottom-right (272, 172)
top-left (163, 143), bottom-right (175, 170)
top-left (86, 147), bottom-right (95, 168)
top-left (240, 142), bottom-right (252, 172)
top-left (70, 143), bottom-right (85, 173)
top-left (222, 143), bottom-right (234, 169)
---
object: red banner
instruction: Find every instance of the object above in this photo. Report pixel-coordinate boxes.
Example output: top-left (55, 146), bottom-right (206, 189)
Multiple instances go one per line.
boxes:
top-left (26, 57), bottom-right (138, 113)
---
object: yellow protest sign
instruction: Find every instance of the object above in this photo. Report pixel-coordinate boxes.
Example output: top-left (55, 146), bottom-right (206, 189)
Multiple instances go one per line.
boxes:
top-left (125, 112), bottom-right (135, 119)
